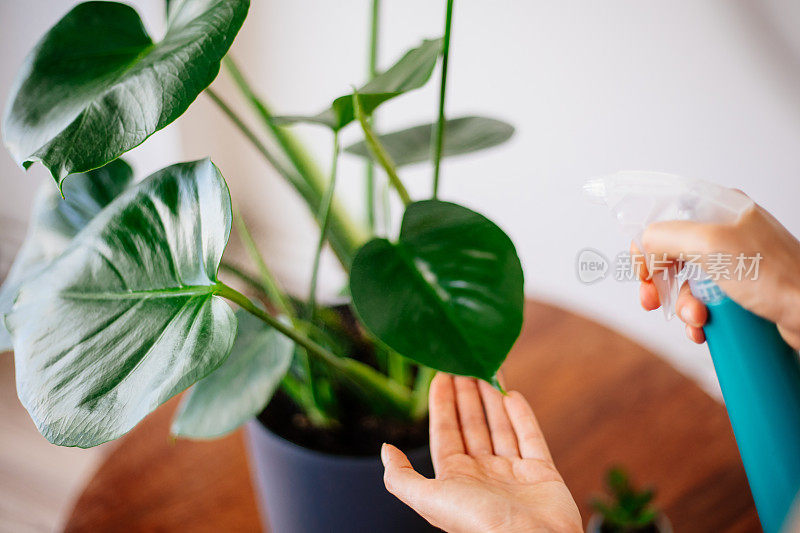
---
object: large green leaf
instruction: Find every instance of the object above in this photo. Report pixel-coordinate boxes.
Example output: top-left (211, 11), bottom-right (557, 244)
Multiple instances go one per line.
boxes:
top-left (275, 38), bottom-right (442, 131)
top-left (6, 159), bottom-right (236, 447)
top-left (349, 200), bottom-right (524, 382)
top-left (3, 0), bottom-right (249, 186)
top-left (171, 310), bottom-right (293, 439)
top-left (0, 159), bottom-right (134, 352)
top-left (344, 116), bottom-right (515, 167)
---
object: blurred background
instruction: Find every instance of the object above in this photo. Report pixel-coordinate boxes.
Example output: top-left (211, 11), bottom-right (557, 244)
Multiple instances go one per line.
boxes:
top-left (2, 0), bottom-right (800, 530)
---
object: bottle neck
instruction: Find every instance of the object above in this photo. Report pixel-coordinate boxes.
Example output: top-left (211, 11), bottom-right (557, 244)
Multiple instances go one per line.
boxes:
top-left (688, 274), bottom-right (728, 305)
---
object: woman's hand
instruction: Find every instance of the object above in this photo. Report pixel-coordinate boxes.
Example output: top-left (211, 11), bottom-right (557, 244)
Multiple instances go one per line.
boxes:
top-left (635, 197), bottom-right (800, 349)
top-left (381, 373), bottom-right (582, 533)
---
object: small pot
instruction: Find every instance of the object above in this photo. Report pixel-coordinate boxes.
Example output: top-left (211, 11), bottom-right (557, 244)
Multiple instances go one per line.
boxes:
top-left (586, 513), bottom-right (672, 533)
top-left (244, 419), bottom-right (437, 533)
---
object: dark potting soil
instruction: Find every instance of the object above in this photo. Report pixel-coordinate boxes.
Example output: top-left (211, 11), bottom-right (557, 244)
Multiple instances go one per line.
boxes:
top-left (257, 391), bottom-right (429, 456)
top-left (256, 304), bottom-right (428, 456)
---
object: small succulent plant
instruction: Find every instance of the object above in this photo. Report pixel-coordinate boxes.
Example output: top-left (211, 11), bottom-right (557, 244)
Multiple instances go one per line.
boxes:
top-left (591, 467), bottom-right (660, 532)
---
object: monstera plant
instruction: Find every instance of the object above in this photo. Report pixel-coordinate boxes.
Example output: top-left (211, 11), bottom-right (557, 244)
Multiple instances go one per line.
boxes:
top-left (0, 0), bottom-right (522, 449)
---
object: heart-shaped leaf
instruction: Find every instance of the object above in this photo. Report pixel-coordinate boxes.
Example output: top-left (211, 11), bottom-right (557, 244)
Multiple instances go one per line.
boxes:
top-left (171, 310), bottom-right (293, 439)
top-left (344, 116), bottom-right (515, 167)
top-left (3, 0), bottom-right (249, 185)
top-left (276, 38), bottom-right (442, 131)
top-left (0, 159), bottom-right (134, 351)
top-left (349, 200), bottom-right (524, 382)
top-left (6, 159), bottom-right (236, 447)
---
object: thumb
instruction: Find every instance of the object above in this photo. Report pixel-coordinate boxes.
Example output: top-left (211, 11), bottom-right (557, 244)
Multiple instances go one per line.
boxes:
top-left (381, 443), bottom-right (435, 511)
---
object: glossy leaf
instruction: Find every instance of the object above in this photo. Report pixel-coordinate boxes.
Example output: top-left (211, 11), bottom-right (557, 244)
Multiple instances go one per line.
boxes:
top-left (3, 0), bottom-right (249, 186)
top-left (275, 38), bottom-right (442, 130)
top-left (0, 159), bottom-right (134, 351)
top-left (349, 200), bottom-right (524, 382)
top-left (344, 116), bottom-right (514, 167)
top-left (171, 310), bottom-right (293, 439)
top-left (7, 159), bottom-right (236, 447)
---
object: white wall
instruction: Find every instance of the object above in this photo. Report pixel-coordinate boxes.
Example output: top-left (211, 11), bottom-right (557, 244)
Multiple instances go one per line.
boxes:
top-left (3, 1), bottom-right (800, 397)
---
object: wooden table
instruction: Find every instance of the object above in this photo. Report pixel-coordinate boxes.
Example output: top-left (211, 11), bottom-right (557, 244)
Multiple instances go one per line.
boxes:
top-left (64, 301), bottom-right (760, 532)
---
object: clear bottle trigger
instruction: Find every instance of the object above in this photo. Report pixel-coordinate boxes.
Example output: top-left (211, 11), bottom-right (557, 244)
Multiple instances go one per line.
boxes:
top-left (632, 232), bottom-right (680, 320)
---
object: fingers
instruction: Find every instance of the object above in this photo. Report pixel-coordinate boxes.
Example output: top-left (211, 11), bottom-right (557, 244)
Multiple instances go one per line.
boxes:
top-left (504, 391), bottom-right (554, 463)
top-left (686, 324), bottom-right (706, 343)
top-left (632, 241), bottom-right (661, 310)
top-left (429, 373), bottom-right (464, 473)
top-left (677, 282), bottom-right (707, 327)
top-left (454, 376), bottom-right (493, 456)
top-left (676, 282), bottom-right (707, 343)
top-left (631, 242), bottom-right (650, 281)
top-left (381, 443), bottom-right (435, 513)
top-left (642, 220), bottom-right (716, 259)
top-left (478, 380), bottom-right (520, 457)
top-left (639, 281), bottom-right (661, 310)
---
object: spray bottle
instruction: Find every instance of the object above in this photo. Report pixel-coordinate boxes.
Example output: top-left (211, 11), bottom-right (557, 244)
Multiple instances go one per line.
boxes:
top-left (584, 171), bottom-right (800, 533)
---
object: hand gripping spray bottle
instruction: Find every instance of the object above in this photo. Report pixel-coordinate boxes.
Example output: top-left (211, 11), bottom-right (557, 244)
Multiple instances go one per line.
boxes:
top-left (584, 171), bottom-right (800, 533)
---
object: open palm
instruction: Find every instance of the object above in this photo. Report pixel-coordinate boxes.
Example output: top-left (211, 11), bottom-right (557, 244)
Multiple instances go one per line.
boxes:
top-left (382, 373), bottom-right (582, 533)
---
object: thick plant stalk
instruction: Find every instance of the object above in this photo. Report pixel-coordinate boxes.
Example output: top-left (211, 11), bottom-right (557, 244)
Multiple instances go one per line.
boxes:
top-left (221, 58), bottom-right (367, 267)
top-left (308, 131), bottom-right (341, 318)
top-left (352, 92), bottom-right (412, 206)
top-left (215, 283), bottom-right (414, 417)
top-left (432, 0), bottom-right (454, 198)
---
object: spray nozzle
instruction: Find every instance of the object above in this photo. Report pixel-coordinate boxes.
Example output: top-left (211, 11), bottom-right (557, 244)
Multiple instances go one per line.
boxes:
top-left (582, 178), bottom-right (608, 204)
top-left (584, 171), bottom-right (753, 319)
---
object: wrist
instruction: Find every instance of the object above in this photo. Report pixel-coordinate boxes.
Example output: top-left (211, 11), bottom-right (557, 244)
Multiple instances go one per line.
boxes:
top-left (780, 243), bottom-right (800, 333)
top-left (778, 279), bottom-right (800, 345)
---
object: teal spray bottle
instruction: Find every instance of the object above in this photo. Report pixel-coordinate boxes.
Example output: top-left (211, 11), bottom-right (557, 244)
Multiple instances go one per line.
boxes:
top-left (584, 171), bottom-right (800, 533)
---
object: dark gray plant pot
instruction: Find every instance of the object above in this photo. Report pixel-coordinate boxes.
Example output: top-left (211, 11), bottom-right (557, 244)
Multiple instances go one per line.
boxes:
top-left (244, 419), bottom-right (437, 533)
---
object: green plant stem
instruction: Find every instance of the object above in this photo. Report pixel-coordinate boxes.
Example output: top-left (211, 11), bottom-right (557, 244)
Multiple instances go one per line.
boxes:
top-left (206, 88), bottom-right (299, 190)
top-left (280, 373), bottom-right (332, 427)
top-left (207, 86), bottom-right (341, 423)
top-left (411, 366), bottom-right (436, 420)
top-left (223, 58), bottom-right (320, 186)
top-left (216, 282), bottom-right (413, 417)
top-left (232, 213), bottom-right (336, 422)
top-left (365, 0), bottom-right (380, 231)
top-left (368, 0), bottom-right (380, 83)
top-left (390, 357), bottom-right (409, 387)
top-left (308, 131), bottom-right (340, 318)
top-left (387, 349), bottom-right (409, 386)
top-left (352, 92), bottom-right (412, 206)
top-left (432, 0), bottom-right (454, 198)
top-left (221, 58), bottom-right (367, 266)
top-left (233, 211), bottom-right (294, 319)
top-left (219, 261), bottom-right (270, 299)
top-left (365, 159), bottom-right (376, 231)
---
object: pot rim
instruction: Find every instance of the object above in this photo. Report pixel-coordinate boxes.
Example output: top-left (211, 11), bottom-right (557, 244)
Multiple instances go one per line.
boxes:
top-left (246, 417), bottom-right (431, 464)
top-left (586, 512), bottom-right (672, 533)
